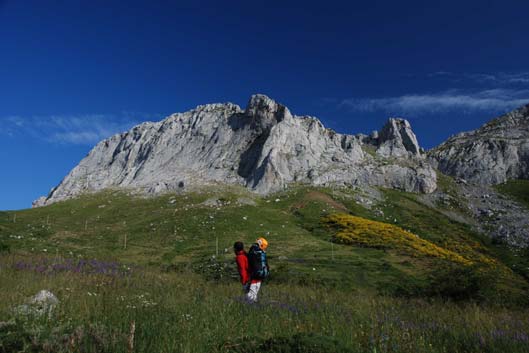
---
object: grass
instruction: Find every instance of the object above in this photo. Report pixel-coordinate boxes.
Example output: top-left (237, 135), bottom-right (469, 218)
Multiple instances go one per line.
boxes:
top-left (1, 255), bottom-right (529, 353)
top-left (1, 185), bottom-right (529, 352)
top-left (496, 179), bottom-right (529, 209)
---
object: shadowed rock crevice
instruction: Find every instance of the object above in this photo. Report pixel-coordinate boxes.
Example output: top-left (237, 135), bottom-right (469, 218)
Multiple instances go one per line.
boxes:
top-left (237, 132), bottom-right (270, 180)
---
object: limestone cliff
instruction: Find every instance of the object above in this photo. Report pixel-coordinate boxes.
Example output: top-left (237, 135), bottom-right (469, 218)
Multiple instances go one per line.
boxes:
top-left (34, 94), bottom-right (436, 206)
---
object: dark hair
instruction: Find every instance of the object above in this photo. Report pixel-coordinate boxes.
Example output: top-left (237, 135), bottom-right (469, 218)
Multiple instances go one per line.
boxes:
top-left (233, 241), bottom-right (244, 252)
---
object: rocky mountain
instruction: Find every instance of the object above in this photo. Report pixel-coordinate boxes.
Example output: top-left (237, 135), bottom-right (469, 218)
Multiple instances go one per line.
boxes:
top-left (429, 103), bottom-right (529, 184)
top-left (33, 94), bottom-right (436, 207)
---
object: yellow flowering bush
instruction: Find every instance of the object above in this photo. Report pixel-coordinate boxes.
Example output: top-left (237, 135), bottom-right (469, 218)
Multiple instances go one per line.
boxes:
top-left (441, 239), bottom-right (499, 267)
top-left (323, 214), bottom-right (472, 265)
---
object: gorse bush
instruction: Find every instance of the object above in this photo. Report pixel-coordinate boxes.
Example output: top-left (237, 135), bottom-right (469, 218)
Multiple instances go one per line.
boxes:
top-left (323, 214), bottom-right (471, 265)
top-left (321, 213), bottom-right (529, 304)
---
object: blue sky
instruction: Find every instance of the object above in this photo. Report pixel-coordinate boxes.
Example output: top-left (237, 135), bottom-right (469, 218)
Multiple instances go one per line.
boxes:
top-left (1, 0), bottom-right (529, 210)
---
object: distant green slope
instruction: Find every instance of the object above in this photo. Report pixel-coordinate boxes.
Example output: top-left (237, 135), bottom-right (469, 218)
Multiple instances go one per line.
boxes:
top-left (0, 185), bottom-right (528, 304)
top-left (496, 179), bottom-right (529, 209)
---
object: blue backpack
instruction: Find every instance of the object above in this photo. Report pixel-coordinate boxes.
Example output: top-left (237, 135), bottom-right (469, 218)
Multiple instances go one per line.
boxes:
top-left (248, 244), bottom-right (269, 280)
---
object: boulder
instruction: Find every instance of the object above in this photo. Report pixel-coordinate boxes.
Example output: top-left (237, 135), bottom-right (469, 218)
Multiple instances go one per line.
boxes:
top-left (15, 290), bottom-right (59, 317)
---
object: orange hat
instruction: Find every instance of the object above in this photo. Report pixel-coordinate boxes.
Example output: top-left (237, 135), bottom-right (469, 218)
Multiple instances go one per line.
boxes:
top-left (256, 237), bottom-right (268, 250)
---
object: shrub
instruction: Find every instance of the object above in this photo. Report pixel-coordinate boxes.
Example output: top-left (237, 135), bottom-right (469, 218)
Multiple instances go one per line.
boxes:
top-left (425, 263), bottom-right (496, 302)
top-left (0, 241), bottom-right (10, 254)
top-left (323, 214), bottom-right (471, 265)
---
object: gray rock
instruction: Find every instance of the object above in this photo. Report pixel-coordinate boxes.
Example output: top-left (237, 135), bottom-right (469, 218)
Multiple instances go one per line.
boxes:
top-left (377, 118), bottom-right (422, 157)
top-left (429, 103), bottom-right (529, 184)
top-left (30, 290), bottom-right (59, 306)
top-left (33, 94), bottom-right (437, 206)
top-left (237, 197), bottom-right (257, 206)
top-left (458, 183), bottom-right (529, 247)
top-left (32, 196), bottom-right (47, 208)
top-left (15, 290), bottom-right (59, 317)
top-left (201, 198), bottom-right (221, 207)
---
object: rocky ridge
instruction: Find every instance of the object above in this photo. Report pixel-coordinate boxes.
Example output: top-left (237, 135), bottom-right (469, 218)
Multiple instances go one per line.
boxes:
top-left (34, 94), bottom-right (436, 207)
top-left (429, 103), bottom-right (529, 184)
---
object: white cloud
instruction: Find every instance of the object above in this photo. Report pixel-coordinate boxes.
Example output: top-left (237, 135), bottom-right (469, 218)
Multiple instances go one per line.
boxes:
top-left (427, 71), bottom-right (529, 85)
top-left (49, 131), bottom-right (105, 145)
top-left (340, 89), bottom-right (529, 116)
top-left (0, 113), bottom-right (159, 145)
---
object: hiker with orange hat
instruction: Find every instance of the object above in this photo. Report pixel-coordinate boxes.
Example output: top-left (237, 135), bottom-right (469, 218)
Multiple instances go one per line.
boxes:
top-left (246, 237), bottom-right (270, 303)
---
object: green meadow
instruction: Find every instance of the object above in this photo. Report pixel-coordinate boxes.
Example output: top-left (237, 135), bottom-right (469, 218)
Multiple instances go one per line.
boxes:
top-left (1, 180), bottom-right (529, 352)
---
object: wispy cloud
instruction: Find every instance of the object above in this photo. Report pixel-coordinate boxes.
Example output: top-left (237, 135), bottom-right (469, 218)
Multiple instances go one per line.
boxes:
top-left (427, 71), bottom-right (529, 85)
top-left (340, 89), bottom-right (529, 116)
top-left (0, 113), bottom-right (161, 145)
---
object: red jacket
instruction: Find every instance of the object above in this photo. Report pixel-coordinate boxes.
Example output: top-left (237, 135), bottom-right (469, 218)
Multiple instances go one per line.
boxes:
top-left (235, 250), bottom-right (250, 284)
top-left (236, 250), bottom-right (261, 284)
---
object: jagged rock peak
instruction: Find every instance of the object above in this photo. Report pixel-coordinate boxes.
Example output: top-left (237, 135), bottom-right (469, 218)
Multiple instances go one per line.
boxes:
top-left (376, 118), bottom-right (422, 157)
top-left (245, 94), bottom-right (293, 131)
top-left (246, 94), bottom-right (282, 112)
top-left (191, 102), bottom-right (242, 113)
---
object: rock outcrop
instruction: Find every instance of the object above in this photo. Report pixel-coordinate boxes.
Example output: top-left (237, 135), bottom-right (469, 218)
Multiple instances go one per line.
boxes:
top-left (15, 290), bottom-right (59, 317)
top-left (376, 118), bottom-right (422, 157)
top-left (429, 104), bottom-right (529, 184)
top-left (34, 94), bottom-right (436, 206)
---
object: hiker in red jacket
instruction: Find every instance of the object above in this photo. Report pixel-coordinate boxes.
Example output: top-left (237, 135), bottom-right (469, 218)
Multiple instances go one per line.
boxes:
top-left (246, 237), bottom-right (269, 303)
top-left (234, 241), bottom-right (250, 292)
top-left (234, 238), bottom-right (270, 303)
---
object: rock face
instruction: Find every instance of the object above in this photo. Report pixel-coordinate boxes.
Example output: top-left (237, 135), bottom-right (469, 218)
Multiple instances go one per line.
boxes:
top-left (376, 118), bottom-right (422, 157)
top-left (429, 104), bottom-right (529, 184)
top-left (35, 94), bottom-right (436, 206)
top-left (32, 196), bottom-right (47, 208)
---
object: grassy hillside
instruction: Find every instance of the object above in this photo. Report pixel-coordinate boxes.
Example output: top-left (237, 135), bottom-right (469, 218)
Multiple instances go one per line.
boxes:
top-left (1, 185), bottom-right (529, 352)
top-left (496, 179), bottom-right (529, 209)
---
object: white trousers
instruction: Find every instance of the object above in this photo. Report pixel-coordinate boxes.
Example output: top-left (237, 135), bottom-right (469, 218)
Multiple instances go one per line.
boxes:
top-left (245, 282), bottom-right (261, 303)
